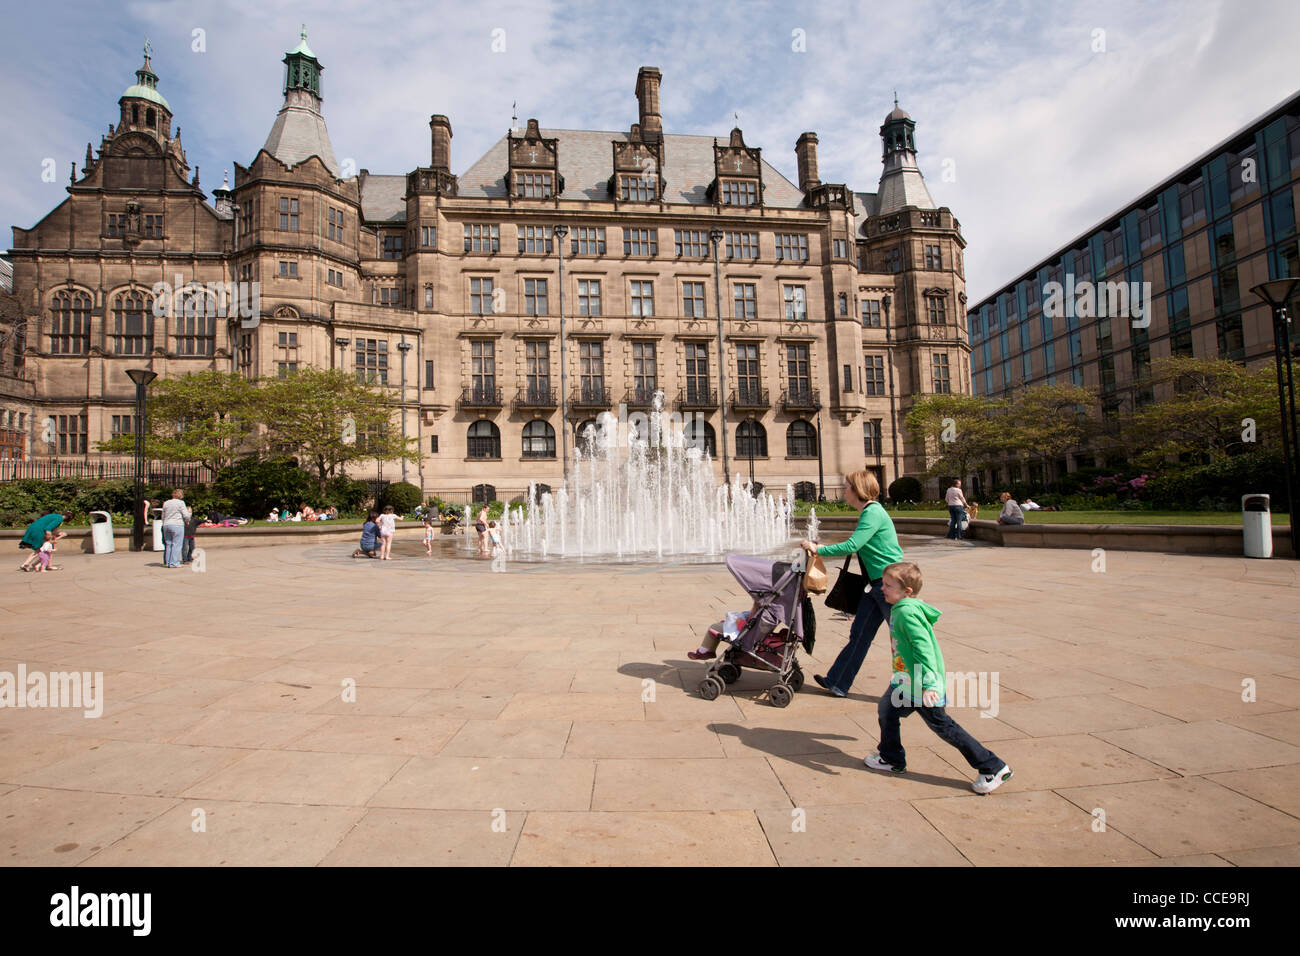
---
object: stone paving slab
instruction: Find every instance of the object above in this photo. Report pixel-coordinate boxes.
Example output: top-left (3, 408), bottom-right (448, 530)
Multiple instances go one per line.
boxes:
top-left (2, 539), bottom-right (1298, 865)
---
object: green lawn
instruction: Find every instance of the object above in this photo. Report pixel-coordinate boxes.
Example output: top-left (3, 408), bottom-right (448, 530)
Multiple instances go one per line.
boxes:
top-left (875, 509), bottom-right (1288, 526)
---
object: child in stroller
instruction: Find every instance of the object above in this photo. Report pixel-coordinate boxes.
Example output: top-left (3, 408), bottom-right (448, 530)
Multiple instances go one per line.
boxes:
top-left (689, 550), bottom-right (817, 708)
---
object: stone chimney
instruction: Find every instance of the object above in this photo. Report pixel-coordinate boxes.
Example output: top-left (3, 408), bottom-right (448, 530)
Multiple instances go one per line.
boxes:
top-left (795, 132), bottom-right (820, 192)
top-left (429, 115), bottom-right (453, 170)
top-left (635, 67), bottom-right (662, 141)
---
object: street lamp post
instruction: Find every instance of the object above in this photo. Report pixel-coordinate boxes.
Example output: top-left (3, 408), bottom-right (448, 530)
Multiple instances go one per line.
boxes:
top-left (1250, 278), bottom-right (1300, 559)
top-left (397, 339), bottom-right (412, 484)
top-left (710, 229), bottom-right (731, 487)
top-left (125, 368), bottom-right (157, 552)
top-left (553, 224), bottom-right (569, 484)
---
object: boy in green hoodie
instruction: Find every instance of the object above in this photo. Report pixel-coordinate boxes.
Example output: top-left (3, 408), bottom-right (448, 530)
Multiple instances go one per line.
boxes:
top-left (864, 561), bottom-right (1014, 795)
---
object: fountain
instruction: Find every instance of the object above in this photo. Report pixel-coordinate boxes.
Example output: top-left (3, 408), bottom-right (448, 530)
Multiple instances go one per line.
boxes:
top-left (493, 392), bottom-right (797, 562)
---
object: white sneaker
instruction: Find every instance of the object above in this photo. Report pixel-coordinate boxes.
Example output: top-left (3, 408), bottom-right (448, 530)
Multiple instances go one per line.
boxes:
top-left (972, 764), bottom-right (1013, 794)
top-left (864, 752), bottom-right (906, 773)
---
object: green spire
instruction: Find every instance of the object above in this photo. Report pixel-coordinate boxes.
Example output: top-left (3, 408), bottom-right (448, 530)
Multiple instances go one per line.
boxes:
top-left (122, 37), bottom-right (170, 110)
top-left (283, 25), bottom-right (322, 96)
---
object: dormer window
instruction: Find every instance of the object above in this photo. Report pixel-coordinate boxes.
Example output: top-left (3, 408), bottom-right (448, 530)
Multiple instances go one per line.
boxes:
top-left (619, 175), bottom-right (656, 202)
top-left (720, 180), bottom-right (757, 206)
top-left (516, 172), bottom-right (553, 199)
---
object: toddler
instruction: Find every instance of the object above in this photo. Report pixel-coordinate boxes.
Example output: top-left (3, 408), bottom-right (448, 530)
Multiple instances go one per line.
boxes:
top-left (377, 505), bottom-right (397, 560)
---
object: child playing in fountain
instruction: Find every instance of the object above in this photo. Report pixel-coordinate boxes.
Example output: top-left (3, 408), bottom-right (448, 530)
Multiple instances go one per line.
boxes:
top-left (423, 512), bottom-right (437, 555)
top-left (377, 505), bottom-right (397, 560)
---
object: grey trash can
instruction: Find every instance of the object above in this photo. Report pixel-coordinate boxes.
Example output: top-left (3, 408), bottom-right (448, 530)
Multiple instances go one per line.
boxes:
top-left (151, 507), bottom-right (165, 551)
top-left (1242, 494), bottom-right (1272, 559)
top-left (90, 511), bottom-right (115, 554)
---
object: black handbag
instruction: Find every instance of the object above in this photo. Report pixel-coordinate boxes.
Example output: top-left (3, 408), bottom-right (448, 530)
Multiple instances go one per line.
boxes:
top-left (825, 553), bottom-right (868, 613)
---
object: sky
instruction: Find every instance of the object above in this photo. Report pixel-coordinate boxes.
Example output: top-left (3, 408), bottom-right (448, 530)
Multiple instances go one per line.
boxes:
top-left (1, 0), bottom-right (1297, 303)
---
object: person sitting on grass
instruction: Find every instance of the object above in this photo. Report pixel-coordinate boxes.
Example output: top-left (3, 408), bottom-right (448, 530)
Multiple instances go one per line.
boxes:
top-left (352, 511), bottom-right (381, 558)
top-left (863, 561), bottom-right (1014, 795)
top-left (997, 492), bottom-right (1025, 526)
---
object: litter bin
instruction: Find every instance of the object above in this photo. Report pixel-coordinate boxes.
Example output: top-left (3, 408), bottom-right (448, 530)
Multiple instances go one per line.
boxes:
top-left (151, 507), bottom-right (164, 552)
top-left (1243, 494), bottom-right (1272, 559)
top-left (89, 511), bottom-right (115, 554)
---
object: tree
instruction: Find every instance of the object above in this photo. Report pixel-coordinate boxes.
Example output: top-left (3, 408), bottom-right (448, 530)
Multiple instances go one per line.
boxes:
top-left (258, 368), bottom-right (420, 494)
top-left (1000, 381), bottom-right (1098, 473)
top-left (95, 370), bottom-right (262, 472)
top-left (1124, 357), bottom-right (1279, 467)
top-left (903, 393), bottom-right (1007, 485)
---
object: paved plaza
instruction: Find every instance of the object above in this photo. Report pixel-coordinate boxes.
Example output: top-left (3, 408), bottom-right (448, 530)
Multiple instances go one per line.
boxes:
top-left (2, 533), bottom-right (1299, 866)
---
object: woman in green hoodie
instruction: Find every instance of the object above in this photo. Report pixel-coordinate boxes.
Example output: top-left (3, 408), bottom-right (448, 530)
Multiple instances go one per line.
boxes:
top-left (800, 469), bottom-right (904, 697)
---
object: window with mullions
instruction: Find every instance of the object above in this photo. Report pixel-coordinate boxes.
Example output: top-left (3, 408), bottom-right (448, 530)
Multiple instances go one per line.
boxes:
top-left (571, 227), bottom-right (606, 255)
top-left (144, 215), bottom-right (163, 238)
top-left (736, 420), bottom-right (767, 457)
top-left (379, 287), bottom-right (402, 307)
top-left (926, 295), bottom-right (947, 324)
top-left (277, 361), bottom-right (299, 378)
top-left (1138, 206), bottom-right (1161, 248)
top-left (833, 239), bottom-right (847, 259)
top-left (112, 290), bottom-right (154, 355)
top-left (632, 341), bottom-right (657, 400)
top-left (470, 278), bottom-right (494, 315)
top-left (863, 419), bottom-right (883, 456)
top-left (682, 281), bottom-right (705, 318)
top-left (685, 342), bottom-right (709, 400)
top-left (516, 172), bottom-right (553, 199)
top-left (49, 291), bottom-right (91, 355)
top-left (733, 283), bottom-right (757, 319)
top-left (518, 225), bottom-right (553, 254)
top-left (1178, 180), bottom-right (1206, 225)
top-left (721, 180), bottom-right (757, 206)
top-left (524, 278), bottom-right (549, 315)
top-left (175, 293), bottom-right (216, 356)
top-left (107, 213), bottom-right (125, 237)
top-left (864, 355), bottom-right (885, 395)
top-left (725, 232), bottom-right (758, 259)
top-left (735, 344), bottom-right (760, 399)
top-left (787, 344), bottom-right (811, 395)
top-left (467, 420), bottom-right (501, 459)
top-left (471, 340), bottom-right (495, 393)
top-left (278, 197), bottom-right (299, 231)
top-left (110, 415), bottom-right (135, 440)
top-left (883, 247), bottom-right (902, 273)
top-left (783, 286), bottom-right (807, 321)
top-left (525, 341), bottom-right (550, 396)
top-left (354, 338), bottom-right (388, 384)
top-left (1217, 314), bottom-right (1244, 359)
top-left (522, 420), bottom-right (556, 458)
top-left (775, 234), bottom-right (809, 261)
top-left (328, 207), bottom-right (345, 242)
top-left (381, 234), bottom-right (404, 260)
top-left (623, 228), bottom-right (658, 256)
top-left (630, 281), bottom-right (654, 316)
top-left (861, 300), bottom-right (881, 328)
top-left (577, 279), bottom-right (602, 316)
top-left (787, 420), bottom-right (817, 458)
top-left (675, 230), bottom-right (708, 258)
top-left (56, 414), bottom-right (87, 454)
top-left (464, 223), bottom-right (500, 253)
top-left (579, 341), bottom-right (604, 398)
top-left (420, 225), bottom-right (436, 248)
top-left (924, 244), bottom-right (942, 270)
top-left (932, 354), bottom-right (951, 393)
top-left (620, 176), bottom-right (656, 201)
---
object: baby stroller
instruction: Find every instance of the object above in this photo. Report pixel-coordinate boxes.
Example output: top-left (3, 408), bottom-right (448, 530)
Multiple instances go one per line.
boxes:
top-left (697, 550), bottom-right (817, 708)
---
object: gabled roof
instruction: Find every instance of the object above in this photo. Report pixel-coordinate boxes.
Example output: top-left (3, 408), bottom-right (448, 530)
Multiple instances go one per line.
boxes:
top-left (457, 128), bottom-right (807, 208)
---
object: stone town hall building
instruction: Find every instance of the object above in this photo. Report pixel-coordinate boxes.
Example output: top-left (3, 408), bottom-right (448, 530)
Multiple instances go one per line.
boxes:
top-left (1, 35), bottom-right (969, 502)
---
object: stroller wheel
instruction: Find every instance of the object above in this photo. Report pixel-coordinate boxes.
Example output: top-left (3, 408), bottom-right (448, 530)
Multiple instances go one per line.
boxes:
top-left (698, 676), bottom-right (723, 701)
top-left (718, 663), bottom-right (741, 685)
top-left (787, 666), bottom-right (805, 693)
top-left (770, 683), bottom-right (794, 708)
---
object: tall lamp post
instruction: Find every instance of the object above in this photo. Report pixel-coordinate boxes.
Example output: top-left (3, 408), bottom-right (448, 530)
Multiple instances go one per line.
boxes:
top-left (125, 368), bottom-right (157, 552)
top-left (396, 339), bottom-right (412, 483)
top-left (710, 228), bottom-right (731, 487)
top-left (553, 224), bottom-right (569, 483)
top-left (815, 401), bottom-right (826, 502)
top-left (1250, 278), bottom-right (1300, 559)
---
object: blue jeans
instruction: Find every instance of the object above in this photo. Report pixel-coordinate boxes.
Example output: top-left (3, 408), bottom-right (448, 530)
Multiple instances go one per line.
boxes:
top-left (824, 580), bottom-right (891, 695)
top-left (877, 685), bottom-right (1003, 774)
top-left (182, 537), bottom-right (195, 562)
top-left (947, 505), bottom-right (966, 539)
top-left (163, 525), bottom-right (184, 567)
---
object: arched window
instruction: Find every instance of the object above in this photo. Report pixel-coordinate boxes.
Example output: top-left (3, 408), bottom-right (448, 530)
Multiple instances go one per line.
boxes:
top-left (683, 418), bottom-right (716, 457)
top-left (522, 420), bottom-right (555, 458)
top-left (532, 483), bottom-right (552, 498)
top-left (471, 483), bottom-right (496, 504)
top-left (793, 481), bottom-right (816, 501)
top-left (736, 420), bottom-right (767, 458)
top-left (786, 419), bottom-right (817, 458)
top-left (112, 290), bottom-right (154, 355)
top-left (467, 420), bottom-right (500, 459)
top-left (574, 418), bottom-right (603, 455)
top-left (49, 291), bottom-right (91, 355)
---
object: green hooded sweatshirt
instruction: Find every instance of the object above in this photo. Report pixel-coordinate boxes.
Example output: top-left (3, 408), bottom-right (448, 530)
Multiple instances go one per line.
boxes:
top-left (887, 596), bottom-right (947, 706)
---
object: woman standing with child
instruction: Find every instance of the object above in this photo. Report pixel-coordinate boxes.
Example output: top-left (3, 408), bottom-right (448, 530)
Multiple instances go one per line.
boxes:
top-left (160, 488), bottom-right (192, 568)
top-left (799, 469), bottom-right (904, 698)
